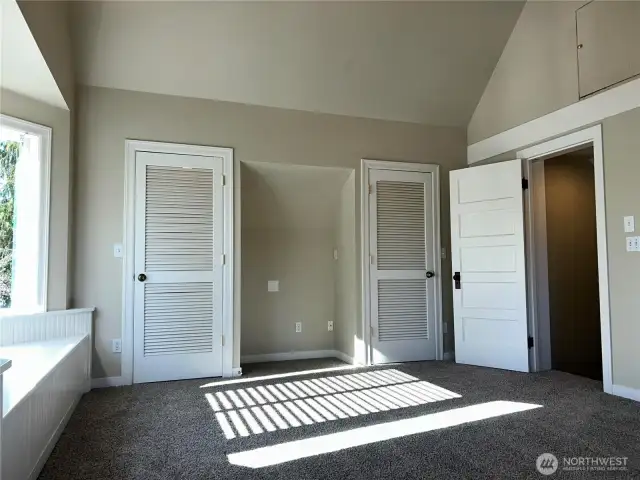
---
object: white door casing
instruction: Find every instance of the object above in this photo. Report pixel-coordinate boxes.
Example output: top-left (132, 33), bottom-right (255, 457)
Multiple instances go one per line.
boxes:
top-left (133, 151), bottom-right (224, 383)
top-left (369, 168), bottom-right (437, 363)
top-left (449, 159), bottom-right (530, 372)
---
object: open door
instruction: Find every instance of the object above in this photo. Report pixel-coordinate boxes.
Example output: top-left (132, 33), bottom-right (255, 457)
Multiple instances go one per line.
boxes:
top-left (449, 159), bottom-right (530, 372)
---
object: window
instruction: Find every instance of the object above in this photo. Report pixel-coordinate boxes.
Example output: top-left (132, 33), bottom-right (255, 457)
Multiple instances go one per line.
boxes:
top-left (0, 115), bottom-right (51, 312)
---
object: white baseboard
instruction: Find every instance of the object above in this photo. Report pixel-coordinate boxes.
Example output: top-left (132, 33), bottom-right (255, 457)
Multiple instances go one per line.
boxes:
top-left (91, 376), bottom-right (127, 389)
top-left (241, 350), bottom-right (343, 364)
top-left (28, 395), bottom-right (80, 480)
top-left (612, 384), bottom-right (640, 402)
top-left (443, 351), bottom-right (454, 361)
top-left (333, 350), bottom-right (355, 365)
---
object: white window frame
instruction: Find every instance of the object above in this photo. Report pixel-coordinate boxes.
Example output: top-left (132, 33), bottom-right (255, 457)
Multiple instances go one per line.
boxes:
top-left (361, 159), bottom-right (443, 366)
top-left (122, 140), bottom-right (234, 385)
top-left (0, 114), bottom-right (51, 313)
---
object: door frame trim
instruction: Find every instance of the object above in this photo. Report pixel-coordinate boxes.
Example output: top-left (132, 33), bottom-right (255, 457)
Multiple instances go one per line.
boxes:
top-left (360, 159), bottom-right (443, 365)
top-left (518, 125), bottom-right (613, 394)
top-left (122, 140), bottom-right (235, 384)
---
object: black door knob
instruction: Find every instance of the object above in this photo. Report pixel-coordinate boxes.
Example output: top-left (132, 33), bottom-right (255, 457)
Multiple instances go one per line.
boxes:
top-left (138, 273), bottom-right (147, 282)
top-left (426, 271), bottom-right (435, 278)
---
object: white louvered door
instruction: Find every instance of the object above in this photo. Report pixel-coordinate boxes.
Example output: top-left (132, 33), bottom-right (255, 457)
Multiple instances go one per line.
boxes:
top-left (369, 169), bottom-right (437, 363)
top-left (133, 151), bottom-right (224, 383)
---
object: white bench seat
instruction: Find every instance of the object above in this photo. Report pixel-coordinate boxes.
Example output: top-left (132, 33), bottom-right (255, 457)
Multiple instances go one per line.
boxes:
top-left (1, 336), bottom-right (87, 416)
top-left (1, 334), bottom-right (91, 480)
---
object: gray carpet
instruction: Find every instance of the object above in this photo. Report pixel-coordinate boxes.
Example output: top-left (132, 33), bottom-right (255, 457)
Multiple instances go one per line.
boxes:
top-left (39, 360), bottom-right (640, 479)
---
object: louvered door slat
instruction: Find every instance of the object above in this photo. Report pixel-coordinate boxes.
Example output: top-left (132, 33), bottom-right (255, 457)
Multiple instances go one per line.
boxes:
top-left (145, 165), bottom-right (213, 273)
top-left (376, 181), bottom-right (426, 270)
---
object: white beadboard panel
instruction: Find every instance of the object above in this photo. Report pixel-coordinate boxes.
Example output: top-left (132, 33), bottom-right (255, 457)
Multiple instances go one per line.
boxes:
top-left (145, 165), bottom-right (214, 272)
top-left (0, 308), bottom-right (94, 347)
top-left (376, 181), bottom-right (426, 271)
top-left (377, 279), bottom-right (429, 341)
top-left (2, 335), bottom-right (91, 480)
top-left (144, 283), bottom-right (214, 356)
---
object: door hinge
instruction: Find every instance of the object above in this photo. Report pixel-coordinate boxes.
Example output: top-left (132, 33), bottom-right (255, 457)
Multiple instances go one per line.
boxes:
top-left (522, 178), bottom-right (529, 190)
top-left (368, 184), bottom-right (373, 194)
top-left (221, 254), bottom-right (226, 265)
top-left (221, 335), bottom-right (225, 347)
top-left (528, 336), bottom-right (534, 349)
top-left (221, 175), bottom-right (226, 186)
top-left (370, 326), bottom-right (376, 339)
top-left (369, 255), bottom-right (375, 265)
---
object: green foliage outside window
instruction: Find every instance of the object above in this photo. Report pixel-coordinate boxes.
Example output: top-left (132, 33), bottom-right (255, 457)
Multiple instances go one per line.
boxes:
top-left (0, 141), bottom-right (19, 307)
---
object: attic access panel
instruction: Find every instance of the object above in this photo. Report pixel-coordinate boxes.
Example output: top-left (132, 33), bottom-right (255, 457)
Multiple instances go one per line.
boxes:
top-left (577, 1), bottom-right (640, 98)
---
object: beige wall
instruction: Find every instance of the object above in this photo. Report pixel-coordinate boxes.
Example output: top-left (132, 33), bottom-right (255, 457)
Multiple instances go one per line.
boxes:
top-left (544, 155), bottom-right (601, 378)
top-left (0, 89), bottom-right (71, 310)
top-left (603, 107), bottom-right (640, 390)
top-left (241, 227), bottom-right (336, 356)
top-left (74, 85), bottom-right (466, 379)
top-left (468, 1), bottom-right (581, 144)
top-left (240, 162), bottom-right (352, 357)
top-left (334, 172), bottom-right (358, 360)
top-left (18, 0), bottom-right (75, 110)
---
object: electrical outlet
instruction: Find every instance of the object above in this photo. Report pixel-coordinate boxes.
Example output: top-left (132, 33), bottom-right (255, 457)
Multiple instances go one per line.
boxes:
top-left (112, 339), bottom-right (122, 353)
top-left (328, 321), bottom-right (334, 331)
top-left (626, 236), bottom-right (640, 252)
top-left (295, 322), bottom-right (302, 333)
top-left (624, 216), bottom-right (635, 233)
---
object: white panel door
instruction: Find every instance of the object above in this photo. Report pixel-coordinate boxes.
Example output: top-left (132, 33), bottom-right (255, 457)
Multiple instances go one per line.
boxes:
top-left (369, 169), bottom-right (437, 363)
top-left (449, 159), bottom-right (529, 372)
top-left (133, 151), bottom-right (224, 383)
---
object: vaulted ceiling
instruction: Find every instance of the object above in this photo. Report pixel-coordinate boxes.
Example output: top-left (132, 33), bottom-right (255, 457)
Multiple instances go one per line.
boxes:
top-left (71, 1), bottom-right (524, 127)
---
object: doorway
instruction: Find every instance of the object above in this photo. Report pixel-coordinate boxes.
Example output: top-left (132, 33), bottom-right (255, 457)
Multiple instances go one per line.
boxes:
top-left (530, 147), bottom-right (602, 381)
top-left (449, 126), bottom-right (613, 393)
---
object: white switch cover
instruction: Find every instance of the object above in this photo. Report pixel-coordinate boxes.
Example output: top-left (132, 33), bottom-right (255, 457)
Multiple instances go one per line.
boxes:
top-left (295, 322), bottom-right (302, 333)
top-left (112, 339), bottom-right (122, 353)
top-left (268, 280), bottom-right (279, 292)
top-left (113, 243), bottom-right (123, 258)
top-left (624, 216), bottom-right (635, 233)
top-left (328, 321), bottom-right (334, 331)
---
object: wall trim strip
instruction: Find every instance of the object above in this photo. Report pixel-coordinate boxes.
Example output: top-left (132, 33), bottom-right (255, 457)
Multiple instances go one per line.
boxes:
top-left (467, 77), bottom-right (640, 164)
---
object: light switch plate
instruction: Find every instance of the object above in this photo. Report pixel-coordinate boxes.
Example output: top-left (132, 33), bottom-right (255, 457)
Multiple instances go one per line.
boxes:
top-left (328, 321), bottom-right (334, 331)
top-left (112, 339), bottom-right (122, 353)
top-left (113, 243), bottom-right (123, 258)
top-left (624, 216), bottom-right (635, 233)
top-left (268, 280), bottom-right (279, 292)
